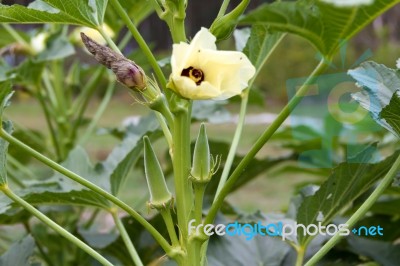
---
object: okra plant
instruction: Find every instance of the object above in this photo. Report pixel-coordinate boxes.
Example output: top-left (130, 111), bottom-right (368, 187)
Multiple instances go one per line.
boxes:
top-left (0, 0), bottom-right (400, 265)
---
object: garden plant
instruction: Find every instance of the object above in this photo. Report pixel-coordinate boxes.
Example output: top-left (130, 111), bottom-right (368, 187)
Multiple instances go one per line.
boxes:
top-left (0, 0), bottom-right (400, 265)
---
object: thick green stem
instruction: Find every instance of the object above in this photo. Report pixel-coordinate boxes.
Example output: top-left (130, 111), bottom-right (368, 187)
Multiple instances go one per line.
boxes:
top-left (0, 129), bottom-right (172, 254)
top-left (205, 59), bottom-right (328, 225)
top-left (296, 246), bottom-right (306, 266)
top-left (305, 153), bottom-right (400, 266)
top-left (172, 107), bottom-right (193, 240)
top-left (109, 0), bottom-right (167, 88)
top-left (111, 210), bottom-right (144, 266)
top-left (0, 185), bottom-right (113, 266)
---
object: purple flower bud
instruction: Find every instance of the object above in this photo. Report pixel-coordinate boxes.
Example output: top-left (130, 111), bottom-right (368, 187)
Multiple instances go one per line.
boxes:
top-left (80, 32), bottom-right (146, 90)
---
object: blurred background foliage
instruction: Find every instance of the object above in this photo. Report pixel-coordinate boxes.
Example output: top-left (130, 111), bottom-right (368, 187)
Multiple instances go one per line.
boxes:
top-left (0, 1), bottom-right (400, 264)
top-left (1, 0), bottom-right (400, 212)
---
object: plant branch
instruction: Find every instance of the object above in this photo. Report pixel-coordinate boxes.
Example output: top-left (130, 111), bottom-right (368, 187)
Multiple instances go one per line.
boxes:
top-left (160, 209), bottom-right (180, 247)
top-left (205, 58), bottom-right (329, 225)
top-left (109, 0), bottom-right (167, 88)
top-left (111, 210), bottom-right (144, 266)
top-left (214, 89), bottom-right (248, 199)
top-left (217, 0), bottom-right (231, 18)
top-left (305, 152), bottom-right (400, 266)
top-left (0, 129), bottom-right (172, 254)
top-left (0, 185), bottom-right (113, 266)
top-left (79, 81), bottom-right (115, 144)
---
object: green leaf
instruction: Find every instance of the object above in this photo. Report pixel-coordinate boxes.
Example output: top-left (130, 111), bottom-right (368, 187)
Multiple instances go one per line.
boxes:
top-left (349, 61), bottom-right (400, 138)
top-left (0, 0), bottom-right (108, 27)
top-left (207, 214), bottom-right (292, 265)
top-left (106, 114), bottom-right (161, 195)
top-left (346, 236), bottom-right (400, 266)
top-left (0, 82), bottom-right (13, 186)
top-left (11, 59), bottom-right (45, 86)
top-left (0, 121), bottom-right (12, 186)
top-left (380, 93), bottom-right (400, 138)
top-left (239, 0), bottom-right (399, 56)
top-left (243, 25), bottom-right (285, 71)
top-left (297, 147), bottom-right (400, 246)
top-left (0, 235), bottom-right (35, 266)
top-left (0, 81), bottom-right (12, 119)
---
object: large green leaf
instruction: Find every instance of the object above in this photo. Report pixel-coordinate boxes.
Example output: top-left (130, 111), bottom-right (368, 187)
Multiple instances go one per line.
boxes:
top-left (0, 235), bottom-right (35, 266)
top-left (349, 61), bottom-right (400, 139)
top-left (239, 0), bottom-right (399, 56)
top-left (0, 0), bottom-right (108, 27)
top-left (297, 146), bottom-right (400, 245)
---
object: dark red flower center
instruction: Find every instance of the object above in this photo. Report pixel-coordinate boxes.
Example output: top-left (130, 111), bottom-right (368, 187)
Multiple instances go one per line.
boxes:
top-left (181, 66), bottom-right (204, 85)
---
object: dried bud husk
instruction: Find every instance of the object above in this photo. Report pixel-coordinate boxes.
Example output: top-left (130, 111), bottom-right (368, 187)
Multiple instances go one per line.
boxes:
top-left (210, 0), bottom-right (250, 42)
top-left (80, 32), bottom-right (146, 90)
top-left (190, 123), bottom-right (212, 183)
top-left (143, 136), bottom-right (173, 209)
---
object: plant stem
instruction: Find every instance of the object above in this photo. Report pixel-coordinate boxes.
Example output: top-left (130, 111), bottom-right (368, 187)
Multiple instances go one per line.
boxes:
top-left (109, 0), bottom-right (167, 88)
top-left (35, 84), bottom-right (62, 160)
top-left (295, 246), bottom-right (305, 266)
top-left (79, 81), bottom-right (115, 144)
top-left (2, 24), bottom-right (30, 47)
top-left (160, 209), bottom-right (180, 247)
top-left (0, 185), bottom-right (113, 266)
top-left (98, 26), bottom-right (121, 54)
top-left (172, 101), bottom-right (193, 254)
top-left (194, 184), bottom-right (206, 225)
top-left (305, 152), bottom-right (400, 266)
top-left (214, 33), bottom-right (285, 200)
top-left (205, 59), bottom-right (328, 225)
top-left (84, 208), bottom-right (100, 229)
top-left (23, 221), bottom-right (55, 266)
top-left (217, 0), bottom-right (231, 18)
top-left (155, 112), bottom-right (173, 149)
top-left (111, 210), bottom-right (144, 266)
top-left (172, 99), bottom-right (193, 265)
top-left (214, 89), bottom-right (249, 199)
top-left (0, 129), bottom-right (172, 254)
top-left (71, 68), bottom-right (104, 137)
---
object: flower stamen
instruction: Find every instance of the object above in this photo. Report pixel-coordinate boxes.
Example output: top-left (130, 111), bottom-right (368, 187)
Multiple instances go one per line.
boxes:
top-left (181, 66), bottom-right (204, 85)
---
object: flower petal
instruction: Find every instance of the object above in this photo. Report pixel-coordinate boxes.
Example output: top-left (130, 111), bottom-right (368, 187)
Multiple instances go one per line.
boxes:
top-left (169, 28), bottom-right (256, 100)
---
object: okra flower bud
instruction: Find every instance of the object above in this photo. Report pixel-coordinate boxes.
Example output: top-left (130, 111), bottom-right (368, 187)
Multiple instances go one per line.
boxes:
top-left (190, 124), bottom-right (212, 183)
top-left (143, 136), bottom-right (173, 209)
top-left (80, 33), bottom-right (146, 90)
top-left (210, 0), bottom-right (250, 41)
